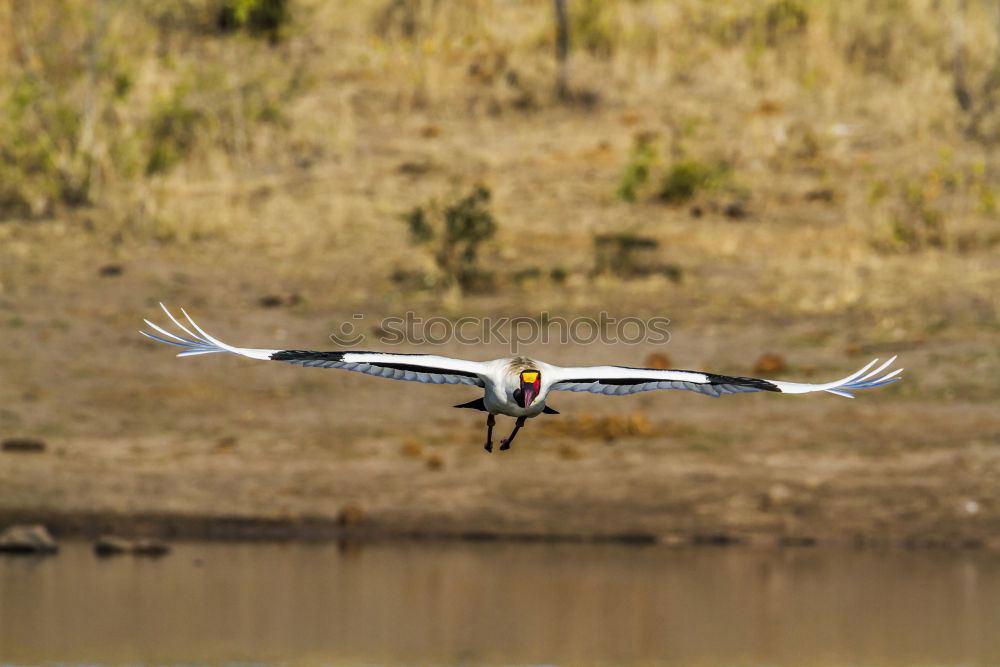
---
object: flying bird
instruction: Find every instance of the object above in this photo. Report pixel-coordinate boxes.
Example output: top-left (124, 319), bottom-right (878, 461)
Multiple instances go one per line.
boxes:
top-left (141, 305), bottom-right (903, 452)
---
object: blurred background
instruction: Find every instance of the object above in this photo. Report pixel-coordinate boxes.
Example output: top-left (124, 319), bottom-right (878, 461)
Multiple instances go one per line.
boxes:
top-left (1, 0), bottom-right (999, 663)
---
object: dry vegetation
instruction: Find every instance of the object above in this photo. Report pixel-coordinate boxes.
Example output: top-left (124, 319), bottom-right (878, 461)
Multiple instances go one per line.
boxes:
top-left (1, 0), bottom-right (998, 320)
top-left (1, 0), bottom-right (999, 544)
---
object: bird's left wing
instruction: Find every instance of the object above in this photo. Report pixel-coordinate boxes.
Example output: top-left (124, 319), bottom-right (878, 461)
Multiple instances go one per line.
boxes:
top-left (141, 304), bottom-right (487, 387)
top-left (548, 358), bottom-right (901, 399)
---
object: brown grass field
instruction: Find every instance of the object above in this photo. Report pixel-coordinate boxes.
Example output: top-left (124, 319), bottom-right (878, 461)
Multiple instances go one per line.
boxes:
top-left (1, 0), bottom-right (999, 547)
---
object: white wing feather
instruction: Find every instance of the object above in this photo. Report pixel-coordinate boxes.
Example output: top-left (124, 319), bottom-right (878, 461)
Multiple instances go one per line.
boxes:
top-left (768, 357), bottom-right (903, 396)
top-left (549, 357), bottom-right (902, 398)
top-left (142, 304), bottom-right (903, 398)
top-left (141, 304), bottom-right (488, 386)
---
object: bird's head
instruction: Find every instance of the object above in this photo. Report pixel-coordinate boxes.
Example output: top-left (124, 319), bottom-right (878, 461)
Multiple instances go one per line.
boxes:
top-left (514, 369), bottom-right (541, 408)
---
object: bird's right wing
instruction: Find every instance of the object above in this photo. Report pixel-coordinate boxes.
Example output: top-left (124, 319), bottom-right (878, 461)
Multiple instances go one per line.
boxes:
top-left (141, 304), bottom-right (488, 387)
top-left (547, 358), bottom-right (901, 399)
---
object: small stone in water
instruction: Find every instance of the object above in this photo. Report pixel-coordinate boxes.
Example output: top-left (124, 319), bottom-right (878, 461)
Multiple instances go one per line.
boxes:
top-left (0, 524), bottom-right (58, 554)
top-left (94, 535), bottom-right (170, 557)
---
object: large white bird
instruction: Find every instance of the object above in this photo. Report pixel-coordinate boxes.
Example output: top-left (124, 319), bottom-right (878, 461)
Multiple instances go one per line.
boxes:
top-left (142, 305), bottom-right (903, 452)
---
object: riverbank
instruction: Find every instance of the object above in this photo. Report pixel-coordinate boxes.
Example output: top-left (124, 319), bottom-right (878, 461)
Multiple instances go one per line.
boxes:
top-left (2, 0), bottom-right (999, 554)
top-left (0, 511), bottom-right (996, 551)
top-left (3, 380), bottom-right (998, 550)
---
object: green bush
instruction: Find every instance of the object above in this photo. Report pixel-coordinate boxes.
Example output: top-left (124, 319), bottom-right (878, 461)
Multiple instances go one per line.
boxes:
top-left (146, 90), bottom-right (204, 175)
top-left (402, 185), bottom-right (499, 293)
top-left (872, 161), bottom-right (1000, 254)
top-left (882, 180), bottom-right (946, 252)
top-left (657, 160), bottom-right (729, 204)
top-left (572, 0), bottom-right (616, 58)
top-left (593, 233), bottom-right (681, 281)
top-left (217, 0), bottom-right (291, 41)
top-left (0, 76), bottom-right (92, 217)
top-left (594, 233), bottom-right (657, 277)
top-left (763, 0), bottom-right (809, 46)
top-left (617, 133), bottom-right (657, 202)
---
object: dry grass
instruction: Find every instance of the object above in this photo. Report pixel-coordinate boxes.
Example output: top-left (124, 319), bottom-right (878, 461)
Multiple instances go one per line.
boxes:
top-left (1, 0), bottom-right (996, 330)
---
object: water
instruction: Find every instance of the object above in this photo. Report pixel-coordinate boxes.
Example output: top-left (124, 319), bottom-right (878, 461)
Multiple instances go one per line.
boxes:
top-left (2, 541), bottom-right (999, 665)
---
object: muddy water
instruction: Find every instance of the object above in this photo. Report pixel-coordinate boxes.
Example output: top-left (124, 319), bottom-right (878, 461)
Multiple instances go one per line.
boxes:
top-left (2, 541), bottom-right (999, 665)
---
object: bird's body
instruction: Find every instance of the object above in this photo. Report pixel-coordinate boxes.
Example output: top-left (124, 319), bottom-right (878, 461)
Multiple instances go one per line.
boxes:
top-left (485, 357), bottom-right (551, 418)
top-left (142, 305), bottom-right (903, 451)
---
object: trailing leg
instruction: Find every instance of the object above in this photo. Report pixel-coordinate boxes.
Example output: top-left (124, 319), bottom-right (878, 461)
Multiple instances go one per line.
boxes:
top-left (484, 414), bottom-right (496, 453)
top-left (499, 416), bottom-right (526, 451)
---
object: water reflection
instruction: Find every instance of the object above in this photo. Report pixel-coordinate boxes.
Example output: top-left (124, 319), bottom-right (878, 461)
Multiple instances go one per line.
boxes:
top-left (2, 542), bottom-right (999, 665)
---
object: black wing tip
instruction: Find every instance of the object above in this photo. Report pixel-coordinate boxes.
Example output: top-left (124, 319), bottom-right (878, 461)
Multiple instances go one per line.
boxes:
top-left (269, 350), bottom-right (440, 362)
top-left (271, 351), bottom-right (483, 380)
top-left (706, 374), bottom-right (781, 392)
top-left (270, 350), bottom-right (347, 362)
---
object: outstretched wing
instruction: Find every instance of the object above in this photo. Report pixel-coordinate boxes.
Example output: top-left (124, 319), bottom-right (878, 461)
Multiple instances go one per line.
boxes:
top-left (141, 304), bottom-right (487, 387)
top-left (548, 358), bottom-right (902, 399)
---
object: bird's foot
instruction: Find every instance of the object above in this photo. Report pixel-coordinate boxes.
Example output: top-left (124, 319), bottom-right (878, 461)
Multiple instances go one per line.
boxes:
top-left (484, 441), bottom-right (493, 453)
top-left (499, 439), bottom-right (511, 451)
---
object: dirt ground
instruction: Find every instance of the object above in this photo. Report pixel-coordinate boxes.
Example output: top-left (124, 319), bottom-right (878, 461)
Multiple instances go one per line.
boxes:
top-left (0, 240), bottom-right (998, 548)
top-left (1, 1), bottom-right (999, 548)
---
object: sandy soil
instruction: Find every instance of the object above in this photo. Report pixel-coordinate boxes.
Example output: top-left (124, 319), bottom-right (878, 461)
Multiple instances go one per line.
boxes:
top-left (2, 0), bottom-right (999, 547)
top-left (1, 242), bottom-right (998, 548)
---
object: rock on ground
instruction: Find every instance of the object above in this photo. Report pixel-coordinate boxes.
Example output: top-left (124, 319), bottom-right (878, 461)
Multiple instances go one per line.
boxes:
top-left (94, 535), bottom-right (170, 557)
top-left (0, 524), bottom-right (58, 554)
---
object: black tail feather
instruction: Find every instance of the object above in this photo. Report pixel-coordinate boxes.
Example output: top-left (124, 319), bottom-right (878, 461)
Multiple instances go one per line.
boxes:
top-left (454, 398), bottom-right (559, 414)
top-left (453, 398), bottom-right (487, 411)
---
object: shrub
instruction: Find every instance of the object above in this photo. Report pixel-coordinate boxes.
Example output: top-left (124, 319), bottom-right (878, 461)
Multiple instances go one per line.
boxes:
top-left (657, 160), bottom-right (730, 203)
top-left (871, 160), bottom-right (1000, 254)
top-left (549, 266), bottom-right (568, 284)
top-left (593, 233), bottom-right (658, 277)
top-left (617, 133), bottom-right (657, 202)
top-left (593, 233), bottom-right (682, 281)
top-left (146, 89), bottom-right (204, 175)
top-left (884, 180), bottom-right (946, 252)
top-left (762, 0), bottom-right (808, 47)
top-left (217, 0), bottom-right (291, 41)
top-left (0, 73), bottom-right (101, 218)
top-left (572, 0), bottom-right (617, 58)
top-left (402, 185), bottom-right (499, 293)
